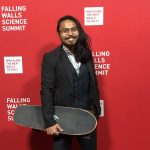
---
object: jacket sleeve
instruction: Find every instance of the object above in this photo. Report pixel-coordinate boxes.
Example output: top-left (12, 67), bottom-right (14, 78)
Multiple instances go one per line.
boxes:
top-left (40, 53), bottom-right (57, 128)
top-left (90, 59), bottom-right (101, 118)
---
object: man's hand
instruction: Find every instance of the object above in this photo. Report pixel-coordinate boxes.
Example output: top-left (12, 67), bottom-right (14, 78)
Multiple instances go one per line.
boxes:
top-left (46, 124), bottom-right (63, 135)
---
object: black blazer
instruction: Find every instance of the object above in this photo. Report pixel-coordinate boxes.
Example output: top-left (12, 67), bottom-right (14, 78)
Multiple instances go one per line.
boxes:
top-left (40, 45), bottom-right (101, 128)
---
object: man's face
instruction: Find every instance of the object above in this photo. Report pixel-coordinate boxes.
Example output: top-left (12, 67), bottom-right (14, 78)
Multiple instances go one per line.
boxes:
top-left (58, 19), bottom-right (79, 49)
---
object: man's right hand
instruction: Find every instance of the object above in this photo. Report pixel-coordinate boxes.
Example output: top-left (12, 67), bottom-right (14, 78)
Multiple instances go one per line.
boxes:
top-left (46, 124), bottom-right (63, 135)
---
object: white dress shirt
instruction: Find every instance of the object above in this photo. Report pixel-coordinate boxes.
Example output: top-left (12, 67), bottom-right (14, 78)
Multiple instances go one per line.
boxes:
top-left (63, 45), bottom-right (81, 75)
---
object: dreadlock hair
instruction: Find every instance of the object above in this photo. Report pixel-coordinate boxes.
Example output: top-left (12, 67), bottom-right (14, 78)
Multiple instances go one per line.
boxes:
top-left (57, 15), bottom-right (92, 64)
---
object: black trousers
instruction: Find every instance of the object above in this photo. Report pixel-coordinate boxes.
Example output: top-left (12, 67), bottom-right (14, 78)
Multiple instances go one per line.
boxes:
top-left (53, 130), bottom-right (97, 150)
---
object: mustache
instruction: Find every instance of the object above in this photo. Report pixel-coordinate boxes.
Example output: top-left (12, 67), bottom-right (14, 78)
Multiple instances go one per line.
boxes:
top-left (65, 35), bottom-right (77, 39)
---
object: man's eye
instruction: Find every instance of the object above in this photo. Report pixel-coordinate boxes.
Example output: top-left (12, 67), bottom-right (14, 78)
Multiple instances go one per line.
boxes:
top-left (63, 29), bottom-right (69, 33)
top-left (61, 27), bottom-right (77, 34)
top-left (71, 27), bottom-right (77, 32)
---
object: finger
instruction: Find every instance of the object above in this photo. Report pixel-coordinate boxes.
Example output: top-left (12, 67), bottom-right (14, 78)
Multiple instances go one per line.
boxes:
top-left (48, 129), bottom-right (52, 135)
top-left (53, 129), bottom-right (59, 135)
top-left (46, 129), bottom-right (50, 134)
top-left (57, 125), bottom-right (63, 132)
top-left (55, 131), bottom-right (59, 135)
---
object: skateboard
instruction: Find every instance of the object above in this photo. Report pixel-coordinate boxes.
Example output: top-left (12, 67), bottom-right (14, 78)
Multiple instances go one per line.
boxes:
top-left (14, 105), bottom-right (97, 135)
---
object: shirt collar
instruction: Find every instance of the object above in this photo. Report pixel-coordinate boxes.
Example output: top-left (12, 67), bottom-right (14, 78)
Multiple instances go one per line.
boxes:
top-left (63, 45), bottom-right (73, 55)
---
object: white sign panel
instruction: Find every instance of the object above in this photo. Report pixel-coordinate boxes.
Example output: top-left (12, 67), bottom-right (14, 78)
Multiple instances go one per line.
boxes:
top-left (100, 100), bottom-right (104, 117)
top-left (4, 56), bottom-right (23, 74)
top-left (84, 7), bottom-right (104, 26)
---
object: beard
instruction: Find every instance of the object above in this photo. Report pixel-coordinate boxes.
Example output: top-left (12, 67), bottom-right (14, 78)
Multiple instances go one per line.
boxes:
top-left (61, 35), bottom-right (78, 50)
top-left (62, 42), bottom-right (76, 49)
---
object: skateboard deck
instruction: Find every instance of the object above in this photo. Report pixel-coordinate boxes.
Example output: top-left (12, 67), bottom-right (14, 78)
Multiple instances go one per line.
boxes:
top-left (14, 105), bottom-right (97, 135)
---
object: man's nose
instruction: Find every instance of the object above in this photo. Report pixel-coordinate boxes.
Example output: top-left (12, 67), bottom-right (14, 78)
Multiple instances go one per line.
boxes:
top-left (68, 29), bottom-right (73, 35)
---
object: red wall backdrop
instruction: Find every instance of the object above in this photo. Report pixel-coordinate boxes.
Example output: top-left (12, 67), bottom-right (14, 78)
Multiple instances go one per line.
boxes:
top-left (0, 0), bottom-right (150, 150)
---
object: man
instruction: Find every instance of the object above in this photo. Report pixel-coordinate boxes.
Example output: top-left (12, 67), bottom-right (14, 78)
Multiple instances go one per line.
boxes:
top-left (41, 15), bottom-right (101, 150)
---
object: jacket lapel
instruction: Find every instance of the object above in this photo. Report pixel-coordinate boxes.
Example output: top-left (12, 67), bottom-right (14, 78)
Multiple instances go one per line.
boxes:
top-left (59, 45), bottom-right (96, 87)
top-left (60, 48), bottom-right (74, 87)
